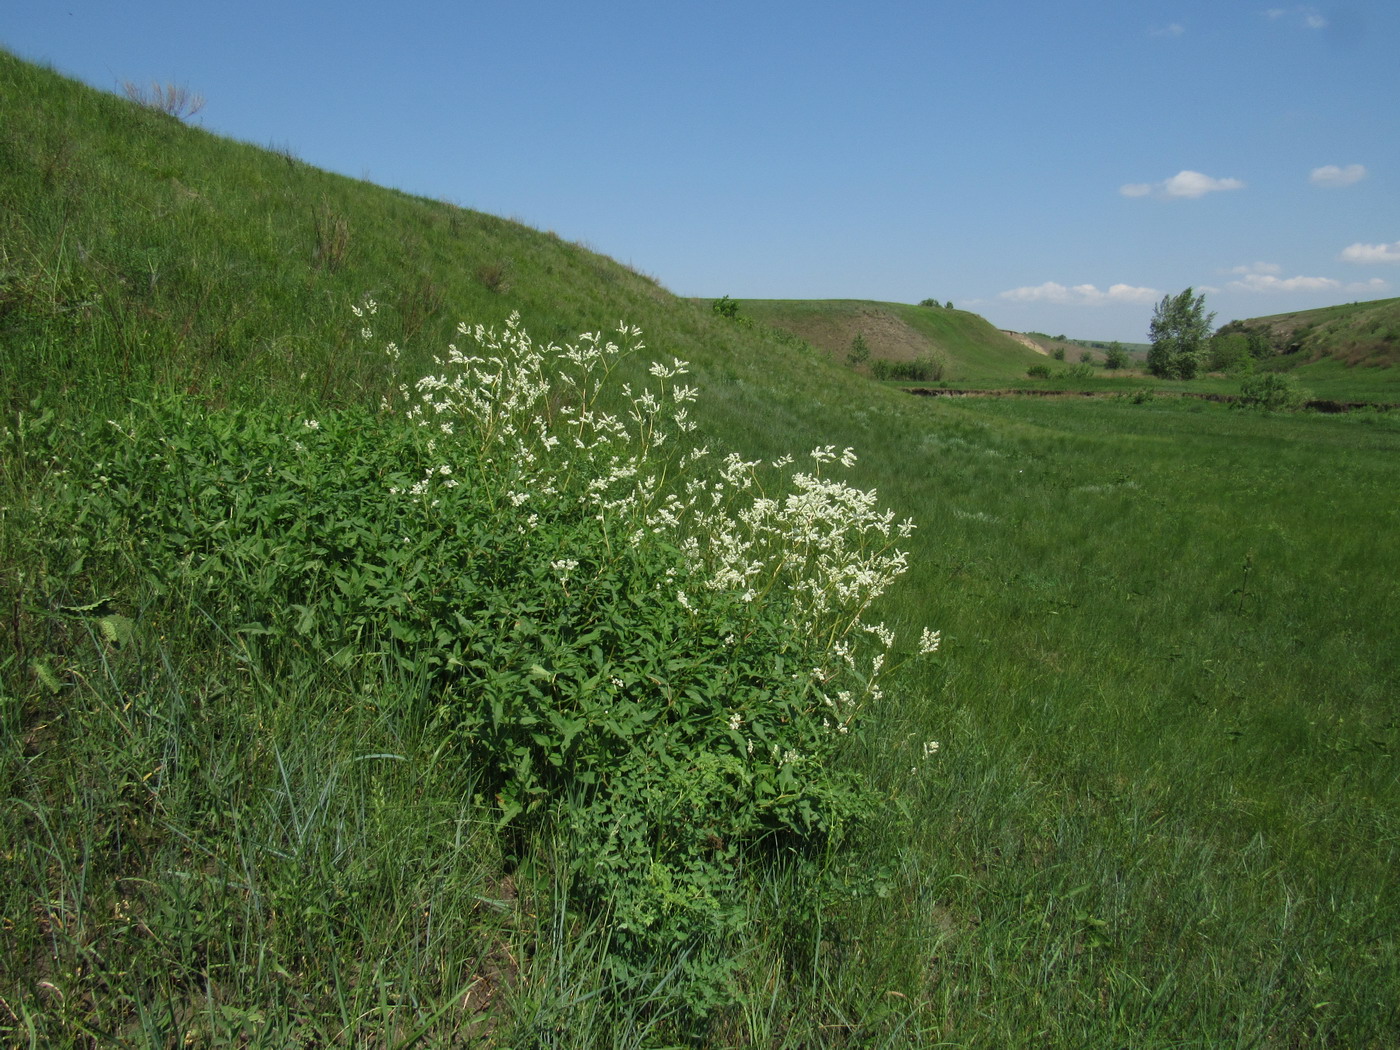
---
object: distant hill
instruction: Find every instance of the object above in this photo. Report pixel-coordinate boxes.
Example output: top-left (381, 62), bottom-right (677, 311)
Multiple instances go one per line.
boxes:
top-left (721, 299), bottom-right (1048, 384)
top-left (1217, 297), bottom-right (1400, 369)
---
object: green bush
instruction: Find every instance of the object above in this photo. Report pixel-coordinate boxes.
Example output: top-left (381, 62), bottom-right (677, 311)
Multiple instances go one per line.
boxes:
top-left (1103, 342), bottom-right (1130, 370)
top-left (1027, 364), bottom-right (1052, 378)
top-left (1237, 371), bottom-right (1309, 412)
top-left (847, 332), bottom-right (870, 366)
top-left (29, 308), bottom-right (936, 1013)
top-left (870, 351), bottom-right (946, 382)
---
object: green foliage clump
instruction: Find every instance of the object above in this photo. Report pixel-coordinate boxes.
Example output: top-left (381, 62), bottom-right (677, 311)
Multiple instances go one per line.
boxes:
top-left (1027, 363), bottom-right (1053, 378)
top-left (1148, 288), bottom-right (1215, 379)
top-left (25, 308), bottom-right (933, 1014)
top-left (1237, 371), bottom-right (1310, 412)
top-left (847, 331), bottom-right (870, 366)
top-left (1103, 342), bottom-right (1130, 370)
top-left (870, 350), bottom-right (946, 382)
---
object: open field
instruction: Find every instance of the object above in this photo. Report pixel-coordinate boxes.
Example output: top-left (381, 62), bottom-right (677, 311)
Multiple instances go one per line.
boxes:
top-left (3, 51), bottom-right (1399, 1046)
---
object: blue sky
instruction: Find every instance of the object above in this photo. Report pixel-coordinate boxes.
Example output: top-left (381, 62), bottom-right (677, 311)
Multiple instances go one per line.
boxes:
top-left (4, 0), bottom-right (1397, 341)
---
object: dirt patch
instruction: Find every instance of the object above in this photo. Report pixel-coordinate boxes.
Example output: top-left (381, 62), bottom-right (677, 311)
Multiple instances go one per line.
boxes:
top-left (1001, 331), bottom-right (1049, 356)
top-left (762, 305), bottom-right (936, 363)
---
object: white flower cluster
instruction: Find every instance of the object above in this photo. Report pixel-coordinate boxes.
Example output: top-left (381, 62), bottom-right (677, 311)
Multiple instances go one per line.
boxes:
top-left (364, 308), bottom-right (940, 735)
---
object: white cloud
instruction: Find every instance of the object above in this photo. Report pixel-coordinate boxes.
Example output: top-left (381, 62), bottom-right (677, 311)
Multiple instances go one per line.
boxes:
top-left (1226, 262), bottom-right (1283, 276)
top-left (1226, 273), bottom-right (1388, 294)
top-left (1120, 170), bottom-right (1245, 199)
top-left (1229, 273), bottom-right (1340, 293)
top-left (999, 282), bottom-right (1160, 306)
top-left (1163, 170), bottom-right (1245, 198)
top-left (1311, 164), bottom-right (1367, 187)
top-left (1339, 241), bottom-right (1400, 264)
top-left (1346, 278), bottom-right (1390, 295)
top-left (1266, 6), bottom-right (1327, 28)
top-left (1151, 22), bottom-right (1185, 37)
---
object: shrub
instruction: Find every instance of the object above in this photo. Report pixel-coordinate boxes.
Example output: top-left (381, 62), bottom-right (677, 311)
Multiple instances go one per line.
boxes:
top-left (847, 332), bottom-right (870, 366)
top-left (32, 306), bottom-right (938, 1014)
top-left (1027, 364), bottom-right (1052, 378)
top-left (711, 295), bottom-right (739, 319)
top-left (869, 351), bottom-right (946, 382)
top-left (1237, 371), bottom-right (1309, 412)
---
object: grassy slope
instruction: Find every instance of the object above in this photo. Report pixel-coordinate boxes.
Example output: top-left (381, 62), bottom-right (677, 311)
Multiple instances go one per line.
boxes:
top-left (733, 298), bottom-right (1049, 383)
top-left (1221, 296), bottom-right (1400, 365)
top-left (4, 51), bottom-right (1400, 1046)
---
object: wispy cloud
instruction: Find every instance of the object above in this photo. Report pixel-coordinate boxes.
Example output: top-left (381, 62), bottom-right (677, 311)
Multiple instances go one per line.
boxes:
top-left (1226, 270), bottom-right (1388, 295)
top-left (1229, 273), bottom-right (1340, 293)
top-left (1225, 262), bottom-right (1283, 276)
top-left (1120, 170), bottom-right (1245, 199)
top-left (1266, 6), bottom-right (1327, 29)
top-left (1150, 22), bottom-right (1186, 37)
top-left (1340, 241), bottom-right (1400, 264)
top-left (1349, 278), bottom-right (1391, 294)
top-left (1310, 164), bottom-right (1367, 187)
top-left (999, 282), bottom-right (1160, 306)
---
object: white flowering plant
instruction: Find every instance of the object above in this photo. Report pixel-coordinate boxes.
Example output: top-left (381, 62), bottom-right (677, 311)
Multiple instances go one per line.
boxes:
top-left (33, 307), bottom-right (939, 1013)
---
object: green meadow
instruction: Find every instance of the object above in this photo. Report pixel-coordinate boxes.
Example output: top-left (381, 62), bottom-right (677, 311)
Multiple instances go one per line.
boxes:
top-left (2, 51), bottom-right (1398, 1047)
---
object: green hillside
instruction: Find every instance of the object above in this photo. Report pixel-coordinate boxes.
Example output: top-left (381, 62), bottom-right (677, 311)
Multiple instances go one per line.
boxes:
top-left (730, 298), bottom-right (1048, 383)
top-left (4, 51), bottom-right (1399, 1047)
top-left (1217, 296), bottom-right (1400, 375)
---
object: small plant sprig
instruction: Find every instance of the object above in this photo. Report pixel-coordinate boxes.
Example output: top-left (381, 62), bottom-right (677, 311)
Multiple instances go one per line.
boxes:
top-left (119, 79), bottom-right (205, 120)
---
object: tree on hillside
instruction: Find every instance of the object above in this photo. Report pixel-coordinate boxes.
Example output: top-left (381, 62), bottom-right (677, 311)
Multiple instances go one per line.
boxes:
top-left (712, 295), bottom-right (740, 319)
top-left (847, 332), bottom-right (870, 366)
top-left (1147, 288), bottom-right (1216, 379)
top-left (1103, 341), bottom-right (1129, 369)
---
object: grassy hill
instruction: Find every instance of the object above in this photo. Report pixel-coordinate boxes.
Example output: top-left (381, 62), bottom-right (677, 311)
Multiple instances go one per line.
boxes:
top-left (4, 50), bottom-right (1400, 1047)
top-left (726, 298), bottom-right (1048, 383)
top-left (1217, 296), bottom-right (1400, 368)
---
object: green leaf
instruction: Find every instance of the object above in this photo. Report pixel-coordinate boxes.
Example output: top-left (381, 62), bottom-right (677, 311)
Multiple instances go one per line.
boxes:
top-left (58, 595), bottom-right (118, 617)
top-left (33, 659), bottom-right (63, 694)
top-left (98, 613), bottom-right (136, 648)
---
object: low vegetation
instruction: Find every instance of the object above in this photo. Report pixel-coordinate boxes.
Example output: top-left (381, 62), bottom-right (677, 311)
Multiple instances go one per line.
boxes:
top-left (3, 50), bottom-right (1399, 1046)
